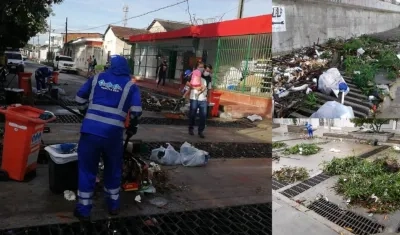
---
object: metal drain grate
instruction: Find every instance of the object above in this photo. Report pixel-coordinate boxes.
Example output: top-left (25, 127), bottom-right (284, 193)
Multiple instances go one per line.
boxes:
top-left (308, 198), bottom-right (384, 235)
top-left (358, 145), bottom-right (391, 159)
top-left (35, 99), bottom-right (78, 106)
top-left (141, 142), bottom-right (271, 158)
top-left (280, 173), bottom-right (330, 198)
top-left (0, 203), bottom-right (272, 235)
top-left (53, 115), bottom-right (256, 128)
top-left (272, 179), bottom-right (290, 190)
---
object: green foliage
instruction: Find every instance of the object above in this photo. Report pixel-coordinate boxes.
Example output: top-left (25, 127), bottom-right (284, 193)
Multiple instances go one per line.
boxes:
top-left (350, 118), bottom-right (391, 132)
top-left (272, 142), bottom-right (287, 149)
top-left (304, 93), bottom-right (318, 109)
top-left (0, 1), bottom-right (63, 50)
top-left (273, 166), bottom-right (309, 183)
top-left (283, 143), bottom-right (321, 156)
top-left (340, 36), bottom-right (400, 95)
top-left (323, 156), bottom-right (400, 213)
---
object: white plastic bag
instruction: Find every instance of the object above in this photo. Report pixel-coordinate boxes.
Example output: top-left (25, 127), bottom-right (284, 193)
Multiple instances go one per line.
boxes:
top-left (310, 101), bottom-right (354, 118)
top-left (149, 144), bottom-right (181, 165)
top-left (180, 142), bottom-right (209, 167)
top-left (318, 68), bottom-right (349, 98)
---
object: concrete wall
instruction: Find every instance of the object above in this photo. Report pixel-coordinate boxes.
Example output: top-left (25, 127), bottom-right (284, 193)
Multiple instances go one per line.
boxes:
top-left (272, 0), bottom-right (400, 54)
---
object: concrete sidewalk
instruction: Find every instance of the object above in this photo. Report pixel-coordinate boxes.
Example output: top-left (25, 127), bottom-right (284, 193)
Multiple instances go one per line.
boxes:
top-left (273, 191), bottom-right (353, 235)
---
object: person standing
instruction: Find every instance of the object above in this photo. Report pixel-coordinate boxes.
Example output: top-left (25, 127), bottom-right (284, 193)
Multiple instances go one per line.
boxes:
top-left (186, 63), bottom-right (208, 138)
top-left (87, 55), bottom-right (92, 74)
top-left (156, 60), bottom-right (167, 87)
top-left (74, 55), bottom-right (142, 221)
top-left (305, 122), bottom-right (313, 139)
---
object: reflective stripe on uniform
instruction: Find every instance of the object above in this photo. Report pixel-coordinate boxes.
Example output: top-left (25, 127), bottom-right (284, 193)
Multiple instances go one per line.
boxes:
top-left (85, 113), bottom-right (125, 127)
top-left (104, 187), bottom-right (120, 195)
top-left (130, 106), bottom-right (142, 112)
top-left (105, 194), bottom-right (120, 200)
top-left (77, 191), bottom-right (93, 198)
top-left (75, 96), bottom-right (88, 104)
top-left (78, 199), bottom-right (92, 206)
top-left (86, 74), bottom-right (134, 126)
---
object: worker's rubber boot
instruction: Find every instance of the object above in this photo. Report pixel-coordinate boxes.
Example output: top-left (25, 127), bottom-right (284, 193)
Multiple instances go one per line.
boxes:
top-left (73, 209), bottom-right (91, 222)
top-left (189, 129), bottom-right (194, 136)
top-left (198, 133), bottom-right (205, 139)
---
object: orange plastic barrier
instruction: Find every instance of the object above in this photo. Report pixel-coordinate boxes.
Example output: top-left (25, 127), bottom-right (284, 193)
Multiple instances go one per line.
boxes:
top-left (210, 91), bottom-right (222, 117)
top-left (0, 106), bottom-right (56, 181)
top-left (51, 71), bottom-right (59, 84)
top-left (17, 72), bottom-right (33, 96)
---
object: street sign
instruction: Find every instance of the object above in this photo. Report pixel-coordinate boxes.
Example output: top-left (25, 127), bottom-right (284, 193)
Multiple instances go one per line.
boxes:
top-left (272, 6), bottom-right (286, 32)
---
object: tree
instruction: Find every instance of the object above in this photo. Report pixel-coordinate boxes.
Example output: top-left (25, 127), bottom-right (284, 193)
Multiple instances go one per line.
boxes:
top-left (0, 0), bottom-right (63, 51)
top-left (351, 118), bottom-right (394, 133)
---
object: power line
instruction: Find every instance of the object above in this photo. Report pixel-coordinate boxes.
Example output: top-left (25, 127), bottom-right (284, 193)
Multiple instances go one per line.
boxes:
top-left (68, 0), bottom-right (187, 32)
top-left (217, 0), bottom-right (254, 21)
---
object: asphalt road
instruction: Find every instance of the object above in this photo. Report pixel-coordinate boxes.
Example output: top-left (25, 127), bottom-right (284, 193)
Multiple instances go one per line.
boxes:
top-left (23, 60), bottom-right (85, 98)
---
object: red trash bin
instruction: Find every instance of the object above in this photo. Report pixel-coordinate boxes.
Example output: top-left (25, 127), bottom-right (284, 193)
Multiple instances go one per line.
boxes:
top-left (210, 91), bottom-right (222, 117)
top-left (17, 72), bottom-right (33, 96)
top-left (0, 105), bottom-right (56, 181)
top-left (51, 71), bottom-right (59, 84)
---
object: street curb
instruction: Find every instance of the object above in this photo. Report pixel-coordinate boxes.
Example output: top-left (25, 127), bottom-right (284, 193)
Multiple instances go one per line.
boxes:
top-left (272, 191), bottom-right (355, 235)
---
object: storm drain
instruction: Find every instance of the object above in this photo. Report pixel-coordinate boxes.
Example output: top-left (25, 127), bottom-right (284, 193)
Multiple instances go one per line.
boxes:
top-left (53, 115), bottom-right (256, 128)
top-left (308, 198), bottom-right (384, 235)
top-left (0, 203), bottom-right (272, 235)
top-left (280, 173), bottom-right (331, 198)
top-left (272, 179), bottom-right (290, 190)
top-left (358, 145), bottom-right (391, 159)
top-left (141, 142), bottom-right (270, 159)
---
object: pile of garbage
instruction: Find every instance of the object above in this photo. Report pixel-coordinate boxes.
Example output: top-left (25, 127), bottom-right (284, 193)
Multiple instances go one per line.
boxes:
top-left (141, 91), bottom-right (179, 112)
top-left (273, 35), bottom-right (400, 118)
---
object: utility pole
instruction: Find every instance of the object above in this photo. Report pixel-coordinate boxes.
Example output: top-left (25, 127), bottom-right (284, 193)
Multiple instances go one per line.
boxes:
top-left (237, 0), bottom-right (245, 19)
top-left (65, 17), bottom-right (68, 55)
top-left (37, 35), bottom-right (40, 60)
top-left (48, 19), bottom-right (52, 62)
top-left (123, 5), bottom-right (129, 27)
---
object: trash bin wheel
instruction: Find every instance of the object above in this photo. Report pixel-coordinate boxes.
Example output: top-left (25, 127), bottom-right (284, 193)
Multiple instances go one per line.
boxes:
top-left (0, 169), bottom-right (9, 181)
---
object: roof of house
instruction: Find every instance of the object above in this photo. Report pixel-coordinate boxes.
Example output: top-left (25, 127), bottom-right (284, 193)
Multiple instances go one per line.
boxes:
top-left (104, 25), bottom-right (148, 41)
top-left (62, 33), bottom-right (103, 43)
top-left (147, 19), bottom-right (191, 32)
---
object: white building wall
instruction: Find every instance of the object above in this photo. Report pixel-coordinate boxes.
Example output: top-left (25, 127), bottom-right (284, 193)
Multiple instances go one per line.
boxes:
top-left (148, 22), bottom-right (166, 33)
top-left (103, 30), bottom-right (117, 58)
top-left (273, 118), bottom-right (355, 128)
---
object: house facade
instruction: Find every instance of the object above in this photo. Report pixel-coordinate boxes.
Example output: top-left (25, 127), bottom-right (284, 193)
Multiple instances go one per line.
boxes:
top-left (64, 37), bottom-right (103, 70)
top-left (133, 19), bottom-right (191, 79)
top-left (102, 25), bottom-right (147, 68)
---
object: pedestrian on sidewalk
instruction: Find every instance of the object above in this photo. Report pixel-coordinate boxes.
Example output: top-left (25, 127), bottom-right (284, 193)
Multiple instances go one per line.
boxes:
top-left (156, 60), bottom-right (167, 88)
top-left (73, 55), bottom-right (142, 221)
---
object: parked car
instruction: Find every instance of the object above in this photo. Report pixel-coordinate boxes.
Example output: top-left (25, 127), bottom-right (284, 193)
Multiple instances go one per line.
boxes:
top-left (53, 55), bottom-right (77, 74)
top-left (5, 50), bottom-right (24, 74)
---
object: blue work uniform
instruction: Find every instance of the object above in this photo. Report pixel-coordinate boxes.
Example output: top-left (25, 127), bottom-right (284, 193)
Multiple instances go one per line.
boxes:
top-left (74, 55), bottom-right (142, 217)
top-left (306, 123), bottom-right (313, 137)
top-left (35, 67), bottom-right (52, 90)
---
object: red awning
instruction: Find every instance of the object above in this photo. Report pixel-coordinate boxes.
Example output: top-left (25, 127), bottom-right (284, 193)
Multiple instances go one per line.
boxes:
top-left (129, 14), bottom-right (272, 43)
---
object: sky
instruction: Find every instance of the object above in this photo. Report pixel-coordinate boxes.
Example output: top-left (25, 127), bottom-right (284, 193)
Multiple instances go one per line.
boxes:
top-left (32, 0), bottom-right (272, 44)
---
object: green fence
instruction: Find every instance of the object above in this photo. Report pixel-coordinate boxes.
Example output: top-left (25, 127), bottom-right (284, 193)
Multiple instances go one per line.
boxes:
top-left (213, 34), bottom-right (272, 97)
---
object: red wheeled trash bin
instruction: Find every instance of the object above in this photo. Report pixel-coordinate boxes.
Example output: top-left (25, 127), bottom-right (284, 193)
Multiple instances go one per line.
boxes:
top-left (0, 105), bottom-right (56, 181)
top-left (210, 91), bottom-right (222, 117)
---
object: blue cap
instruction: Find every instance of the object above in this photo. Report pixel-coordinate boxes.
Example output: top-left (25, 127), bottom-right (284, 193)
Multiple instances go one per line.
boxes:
top-left (184, 69), bottom-right (192, 77)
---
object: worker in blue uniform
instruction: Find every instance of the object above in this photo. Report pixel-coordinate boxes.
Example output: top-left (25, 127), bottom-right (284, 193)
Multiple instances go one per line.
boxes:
top-left (73, 55), bottom-right (142, 220)
top-left (34, 66), bottom-right (52, 92)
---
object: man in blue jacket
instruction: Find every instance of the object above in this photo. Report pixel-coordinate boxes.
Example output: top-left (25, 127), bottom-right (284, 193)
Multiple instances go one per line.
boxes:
top-left (74, 55), bottom-right (142, 220)
top-left (34, 66), bottom-right (52, 93)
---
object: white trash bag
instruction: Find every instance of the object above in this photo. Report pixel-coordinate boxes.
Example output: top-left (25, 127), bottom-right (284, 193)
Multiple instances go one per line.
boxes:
top-left (310, 101), bottom-right (354, 119)
top-left (180, 142), bottom-right (209, 167)
top-left (149, 143), bottom-right (182, 165)
top-left (318, 68), bottom-right (349, 98)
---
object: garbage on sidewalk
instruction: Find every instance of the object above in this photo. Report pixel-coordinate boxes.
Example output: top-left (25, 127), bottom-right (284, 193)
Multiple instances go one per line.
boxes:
top-left (273, 166), bottom-right (309, 183)
top-left (150, 142), bottom-right (210, 167)
top-left (273, 35), bottom-right (400, 117)
top-left (310, 101), bottom-right (355, 118)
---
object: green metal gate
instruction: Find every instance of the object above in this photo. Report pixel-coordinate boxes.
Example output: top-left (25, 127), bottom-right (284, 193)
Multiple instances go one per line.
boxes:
top-left (213, 34), bottom-right (272, 97)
